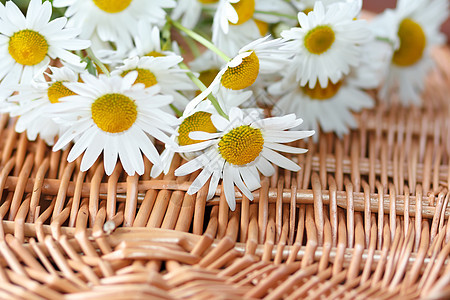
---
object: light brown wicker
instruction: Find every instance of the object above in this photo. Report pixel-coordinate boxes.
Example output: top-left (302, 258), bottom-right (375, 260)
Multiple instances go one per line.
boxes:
top-left (0, 46), bottom-right (449, 299)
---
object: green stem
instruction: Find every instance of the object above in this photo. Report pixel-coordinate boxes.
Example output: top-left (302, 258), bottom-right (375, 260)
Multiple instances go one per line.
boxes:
top-left (254, 10), bottom-right (297, 20)
top-left (376, 36), bottom-right (396, 49)
top-left (170, 104), bottom-right (183, 117)
top-left (181, 33), bottom-right (202, 58)
top-left (86, 48), bottom-right (110, 76)
top-left (170, 18), bottom-right (231, 62)
top-left (179, 62), bottom-right (228, 119)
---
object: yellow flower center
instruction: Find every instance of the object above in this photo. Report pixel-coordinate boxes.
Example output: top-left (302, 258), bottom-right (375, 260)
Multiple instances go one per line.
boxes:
top-left (145, 51), bottom-right (164, 57)
top-left (302, 80), bottom-right (343, 100)
top-left (304, 25), bottom-right (335, 55)
top-left (230, 0), bottom-right (255, 25)
top-left (304, 8), bottom-right (313, 15)
top-left (197, 68), bottom-right (220, 95)
top-left (47, 81), bottom-right (76, 104)
top-left (92, 0), bottom-right (132, 13)
top-left (392, 18), bottom-right (426, 67)
top-left (254, 19), bottom-right (269, 36)
top-left (199, 69), bottom-right (220, 87)
top-left (221, 52), bottom-right (259, 90)
top-left (178, 112), bottom-right (217, 146)
top-left (91, 93), bottom-right (137, 133)
top-left (8, 30), bottom-right (48, 66)
top-left (198, 0), bottom-right (219, 3)
top-left (121, 68), bottom-right (157, 88)
top-left (219, 125), bottom-right (263, 165)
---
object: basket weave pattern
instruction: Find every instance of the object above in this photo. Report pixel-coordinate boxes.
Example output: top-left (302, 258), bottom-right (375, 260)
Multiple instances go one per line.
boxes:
top-left (0, 48), bottom-right (449, 299)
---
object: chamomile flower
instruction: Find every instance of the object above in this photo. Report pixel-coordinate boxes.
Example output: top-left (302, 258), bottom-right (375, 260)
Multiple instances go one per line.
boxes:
top-left (171, 0), bottom-right (219, 29)
top-left (271, 77), bottom-right (373, 140)
top-left (270, 40), bottom-right (383, 140)
top-left (0, 0), bottom-right (90, 99)
top-left (95, 24), bottom-right (180, 65)
top-left (185, 36), bottom-right (290, 114)
top-left (50, 72), bottom-right (178, 176)
top-left (6, 66), bottom-right (80, 145)
top-left (374, 0), bottom-right (449, 105)
top-left (53, 0), bottom-right (176, 48)
top-left (212, 0), bottom-right (295, 55)
top-left (111, 55), bottom-right (196, 111)
top-left (280, 0), bottom-right (371, 88)
top-left (151, 90), bottom-right (253, 178)
top-left (131, 24), bottom-right (179, 58)
top-left (175, 107), bottom-right (314, 210)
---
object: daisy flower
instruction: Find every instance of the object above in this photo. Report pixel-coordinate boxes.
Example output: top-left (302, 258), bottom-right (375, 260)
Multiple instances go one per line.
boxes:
top-left (50, 72), bottom-right (178, 176)
top-left (0, 0), bottom-right (90, 99)
top-left (151, 90), bottom-right (253, 178)
top-left (111, 55), bottom-right (196, 112)
top-left (175, 107), bottom-right (314, 210)
top-left (52, 0), bottom-right (176, 48)
top-left (374, 0), bottom-right (449, 105)
top-left (271, 76), bottom-right (373, 140)
top-left (269, 38), bottom-right (385, 139)
top-left (212, 0), bottom-right (295, 55)
top-left (6, 66), bottom-right (80, 145)
top-left (280, 0), bottom-right (372, 89)
top-left (131, 24), bottom-right (179, 58)
top-left (185, 36), bottom-right (291, 115)
top-left (95, 24), bottom-right (180, 65)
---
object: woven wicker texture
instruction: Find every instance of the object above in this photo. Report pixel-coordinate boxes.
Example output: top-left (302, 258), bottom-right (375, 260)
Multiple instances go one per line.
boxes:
top-left (0, 47), bottom-right (449, 299)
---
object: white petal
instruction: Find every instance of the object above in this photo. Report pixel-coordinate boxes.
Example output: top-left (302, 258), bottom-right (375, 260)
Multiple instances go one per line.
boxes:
top-left (261, 148), bottom-right (300, 172)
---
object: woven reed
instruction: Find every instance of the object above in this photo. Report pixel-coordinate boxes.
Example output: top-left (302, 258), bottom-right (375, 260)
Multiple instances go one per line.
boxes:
top-left (0, 47), bottom-right (449, 299)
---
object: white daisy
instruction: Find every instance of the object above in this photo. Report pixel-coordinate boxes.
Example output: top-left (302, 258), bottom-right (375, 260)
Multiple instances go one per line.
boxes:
top-left (151, 90), bottom-right (253, 178)
top-left (6, 66), bottom-right (80, 145)
top-left (175, 107), bottom-right (314, 210)
top-left (95, 24), bottom-right (180, 65)
top-left (270, 48), bottom-right (379, 140)
top-left (111, 55), bottom-right (196, 112)
top-left (0, 0), bottom-right (90, 99)
top-left (50, 72), bottom-right (178, 176)
top-left (374, 0), bottom-right (449, 105)
top-left (131, 24), bottom-right (179, 58)
top-left (280, 0), bottom-right (372, 89)
top-left (185, 36), bottom-right (291, 115)
top-left (52, 0), bottom-right (176, 48)
top-left (212, 0), bottom-right (295, 55)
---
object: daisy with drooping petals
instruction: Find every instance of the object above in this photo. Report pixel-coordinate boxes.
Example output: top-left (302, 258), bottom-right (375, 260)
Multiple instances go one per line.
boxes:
top-left (280, 0), bottom-right (371, 89)
top-left (185, 36), bottom-right (291, 114)
top-left (269, 37), bottom-right (387, 140)
top-left (151, 89), bottom-right (253, 178)
top-left (271, 75), bottom-right (373, 140)
top-left (6, 66), bottom-right (80, 146)
top-left (374, 0), bottom-right (449, 105)
top-left (53, 0), bottom-right (175, 48)
top-left (111, 55), bottom-right (196, 112)
top-left (50, 72), bottom-right (178, 176)
top-left (0, 0), bottom-right (90, 99)
top-left (175, 107), bottom-right (314, 210)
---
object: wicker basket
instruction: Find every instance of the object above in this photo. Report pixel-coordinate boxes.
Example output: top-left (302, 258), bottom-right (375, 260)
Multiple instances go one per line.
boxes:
top-left (0, 46), bottom-right (449, 299)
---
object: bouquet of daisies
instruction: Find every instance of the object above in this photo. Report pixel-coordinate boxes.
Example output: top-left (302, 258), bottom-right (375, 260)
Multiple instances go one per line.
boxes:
top-left (0, 0), bottom-right (447, 210)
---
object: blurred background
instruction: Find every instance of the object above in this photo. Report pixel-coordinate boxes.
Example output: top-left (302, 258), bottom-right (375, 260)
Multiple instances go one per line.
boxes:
top-left (364, 0), bottom-right (450, 40)
top-left (0, 0), bottom-right (449, 41)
